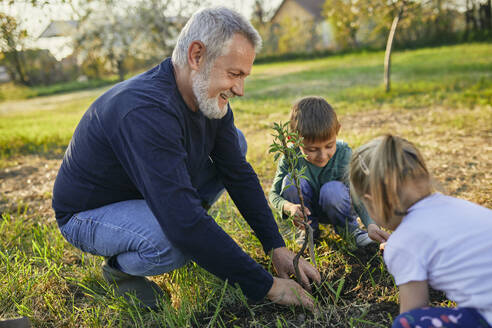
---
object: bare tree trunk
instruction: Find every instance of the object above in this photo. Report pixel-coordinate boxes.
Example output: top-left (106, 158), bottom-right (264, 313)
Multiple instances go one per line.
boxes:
top-left (485, 0), bottom-right (492, 30)
top-left (384, 10), bottom-right (403, 93)
top-left (117, 59), bottom-right (125, 82)
top-left (12, 50), bottom-right (29, 86)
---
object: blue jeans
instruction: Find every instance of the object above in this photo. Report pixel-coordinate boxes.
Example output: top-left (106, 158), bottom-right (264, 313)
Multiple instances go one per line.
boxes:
top-left (281, 177), bottom-right (359, 233)
top-left (59, 128), bottom-right (247, 277)
top-left (392, 307), bottom-right (491, 328)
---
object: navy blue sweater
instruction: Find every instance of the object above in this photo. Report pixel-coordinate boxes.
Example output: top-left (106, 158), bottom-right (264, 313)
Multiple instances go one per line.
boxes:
top-left (52, 58), bottom-right (285, 301)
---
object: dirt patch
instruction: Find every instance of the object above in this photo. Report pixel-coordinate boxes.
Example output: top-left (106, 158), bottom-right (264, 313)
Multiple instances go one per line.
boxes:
top-left (0, 155), bottom-right (61, 221)
top-left (341, 107), bottom-right (492, 208)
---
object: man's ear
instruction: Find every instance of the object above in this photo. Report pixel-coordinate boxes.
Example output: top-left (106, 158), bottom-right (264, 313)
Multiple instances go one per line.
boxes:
top-left (187, 41), bottom-right (206, 71)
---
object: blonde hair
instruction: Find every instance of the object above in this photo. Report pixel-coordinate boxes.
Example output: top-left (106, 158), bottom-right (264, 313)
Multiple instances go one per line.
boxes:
top-left (349, 135), bottom-right (431, 225)
top-left (289, 96), bottom-right (340, 142)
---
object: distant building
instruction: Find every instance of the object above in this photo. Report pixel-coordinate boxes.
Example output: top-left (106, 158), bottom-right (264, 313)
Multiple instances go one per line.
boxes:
top-left (0, 66), bottom-right (11, 83)
top-left (37, 20), bottom-right (78, 60)
top-left (271, 0), bottom-right (334, 49)
top-left (39, 20), bottom-right (78, 38)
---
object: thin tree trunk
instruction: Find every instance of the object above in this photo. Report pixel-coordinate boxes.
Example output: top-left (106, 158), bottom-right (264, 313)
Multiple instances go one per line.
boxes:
top-left (12, 50), bottom-right (28, 86)
top-left (487, 0), bottom-right (491, 30)
top-left (384, 10), bottom-right (402, 93)
top-left (117, 59), bottom-right (125, 81)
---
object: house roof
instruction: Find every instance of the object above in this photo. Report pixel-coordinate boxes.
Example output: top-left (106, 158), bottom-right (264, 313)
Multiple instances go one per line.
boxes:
top-left (39, 20), bottom-right (78, 38)
top-left (272, 0), bottom-right (325, 22)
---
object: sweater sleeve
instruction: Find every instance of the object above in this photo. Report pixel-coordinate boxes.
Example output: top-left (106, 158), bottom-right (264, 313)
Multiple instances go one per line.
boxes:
top-left (268, 156), bottom-right (289, 213)
top-left (110, 106), bottom-right (274, 301)
top-left (211, 109), bottom-right (286, 254)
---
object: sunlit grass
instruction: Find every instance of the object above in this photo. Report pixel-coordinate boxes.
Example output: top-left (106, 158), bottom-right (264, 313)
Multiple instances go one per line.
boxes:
top-left (1, 43), bottom-right (490, 163)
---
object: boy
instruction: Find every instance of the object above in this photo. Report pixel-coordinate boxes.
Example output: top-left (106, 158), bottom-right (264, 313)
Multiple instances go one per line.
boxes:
top-left (269, 97), bottom-right (389, 246)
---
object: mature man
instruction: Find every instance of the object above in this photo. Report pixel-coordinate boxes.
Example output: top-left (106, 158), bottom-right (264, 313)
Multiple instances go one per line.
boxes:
top-left (52, 7), bottom-right (320, 310)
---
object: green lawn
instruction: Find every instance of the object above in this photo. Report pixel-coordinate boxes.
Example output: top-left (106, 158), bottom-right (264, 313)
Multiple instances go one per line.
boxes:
top-left (0, 43), bottom-right (491, 327)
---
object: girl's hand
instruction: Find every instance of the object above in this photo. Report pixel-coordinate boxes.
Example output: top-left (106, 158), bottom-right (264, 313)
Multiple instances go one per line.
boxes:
top-left (367, 224), bottom-right (390, 243)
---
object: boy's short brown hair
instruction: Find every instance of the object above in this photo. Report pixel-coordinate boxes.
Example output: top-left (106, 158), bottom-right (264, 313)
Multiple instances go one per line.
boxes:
top-left (289, 96), bottom-right (340, 142)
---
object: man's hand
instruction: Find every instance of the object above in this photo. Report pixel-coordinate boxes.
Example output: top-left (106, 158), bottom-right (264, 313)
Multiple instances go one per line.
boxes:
top-left (367, 224), bottom-right (390, 243)
top-left (271, 247), bottom-right (321, 291)
top-left (266, 277), bottom-right (314, 310)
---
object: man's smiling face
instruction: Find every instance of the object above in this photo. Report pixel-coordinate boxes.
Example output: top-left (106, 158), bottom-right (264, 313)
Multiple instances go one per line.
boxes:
top-left (191, 33), bottom-right (255, 119)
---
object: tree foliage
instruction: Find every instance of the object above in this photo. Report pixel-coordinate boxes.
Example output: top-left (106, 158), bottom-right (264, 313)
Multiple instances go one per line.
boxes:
top-left (74, 0), bottom-right (190, 81)
top-left (75, 5), bottom-right (137, 81)
top-left (0, 13), bottom-right (29, 85)
top-left (323, 0), bottom-right (485, 50)
top-left (323, 0), bottom-right (366, 49)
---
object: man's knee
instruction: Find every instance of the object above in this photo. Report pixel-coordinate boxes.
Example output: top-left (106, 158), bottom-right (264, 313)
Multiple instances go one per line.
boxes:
top-left (319, 181), bottom-right (351, 215)
top-left (236, 128), bottom-right (247, 157)
top-left (131, 239), bottom-right (190, 276)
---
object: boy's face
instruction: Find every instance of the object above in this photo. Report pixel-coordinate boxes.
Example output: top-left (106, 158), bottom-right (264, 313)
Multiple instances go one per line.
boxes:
top-left (300, 134), bottom-right (337, 168)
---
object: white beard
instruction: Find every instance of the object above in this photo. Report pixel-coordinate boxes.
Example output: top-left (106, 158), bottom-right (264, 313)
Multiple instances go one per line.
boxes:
top-left (191, 68), bottom-right (228, 120)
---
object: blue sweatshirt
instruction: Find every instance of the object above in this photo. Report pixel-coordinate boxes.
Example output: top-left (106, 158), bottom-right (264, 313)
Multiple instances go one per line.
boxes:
top-left (52, 58), bottom-right (285, 301)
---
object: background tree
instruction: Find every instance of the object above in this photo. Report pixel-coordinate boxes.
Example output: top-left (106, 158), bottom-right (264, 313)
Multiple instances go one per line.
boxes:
top-left (382, 0), bottom-right (411, 92)
top-left (251, 0), bottom-right (280, 55)
top-left (74, 0), bottom-right (197, 80)
top-left (0, 13), bottom-right (29, 85)
top-left (133, 0), bottom-right (197, 62)
top-left (464, 0), bottom-right (492, 39)
top-left (75, 5), bottom-right (137, 81)
top-left (323, 0), bottom-right (368, 49)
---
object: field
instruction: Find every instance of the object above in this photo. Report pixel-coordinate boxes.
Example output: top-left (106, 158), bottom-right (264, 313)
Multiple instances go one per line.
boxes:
top-left (0, 43), bottom-right (491, 327)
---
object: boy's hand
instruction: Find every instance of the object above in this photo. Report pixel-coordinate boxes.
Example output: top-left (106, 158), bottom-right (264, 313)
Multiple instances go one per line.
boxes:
top-left (367, 224), bottom-right (390, 243)
top-left (283, 202), bottom-right (311, 220)
top-left (266, 277), bottom-right (314, 311)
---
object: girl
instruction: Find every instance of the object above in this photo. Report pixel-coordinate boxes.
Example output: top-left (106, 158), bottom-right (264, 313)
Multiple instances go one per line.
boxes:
top-left (349, 135), bottom-right (492, 328)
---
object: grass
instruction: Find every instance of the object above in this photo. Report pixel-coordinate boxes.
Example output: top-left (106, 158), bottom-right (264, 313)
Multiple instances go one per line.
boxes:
top-left (0, 78), bottom-right (117, 102)
top-left (0, 42), bottom-right (491, 327)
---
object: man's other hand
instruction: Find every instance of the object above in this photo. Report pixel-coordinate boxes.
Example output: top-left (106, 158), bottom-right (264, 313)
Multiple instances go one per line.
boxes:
top-left (271, 247), bottom-right (321, 291)
top-left (266, 277), bottom-right (314, 310)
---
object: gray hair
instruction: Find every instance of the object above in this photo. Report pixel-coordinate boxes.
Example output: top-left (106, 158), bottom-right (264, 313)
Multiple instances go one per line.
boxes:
top-left (172, 7), bottom-right (262, 69)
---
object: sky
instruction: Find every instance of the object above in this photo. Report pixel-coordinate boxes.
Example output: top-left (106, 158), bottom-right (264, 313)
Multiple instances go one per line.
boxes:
top-left (1, 0), bottom-right (283, 60)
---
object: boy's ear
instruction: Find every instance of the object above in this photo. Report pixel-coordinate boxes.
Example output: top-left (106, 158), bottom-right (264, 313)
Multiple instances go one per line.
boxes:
top-left (187, 41), bottom-right (206, 71)
top-left (336, 123), bottom-right (341, 135)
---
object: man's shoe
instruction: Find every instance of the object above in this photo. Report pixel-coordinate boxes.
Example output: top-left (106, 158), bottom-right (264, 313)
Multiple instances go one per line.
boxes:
top-left (102, 259), bottom-right (166, 310)
top-left (352, 228), bottom-right (375, 247)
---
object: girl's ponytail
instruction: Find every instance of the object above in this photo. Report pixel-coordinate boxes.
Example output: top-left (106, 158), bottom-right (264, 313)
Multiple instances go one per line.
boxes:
top-left (371, 135), bottom-right (405, 224)
top-left (350, 135), bottom-right (430, 226)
